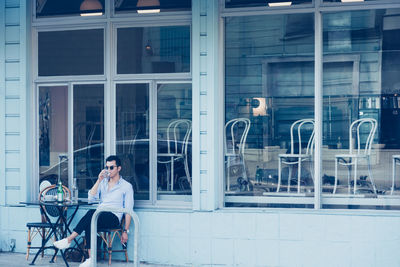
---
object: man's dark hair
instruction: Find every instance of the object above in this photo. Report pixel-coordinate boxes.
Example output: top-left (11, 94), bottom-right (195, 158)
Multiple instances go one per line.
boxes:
top-left (105, 155), bottom-right (121, 167)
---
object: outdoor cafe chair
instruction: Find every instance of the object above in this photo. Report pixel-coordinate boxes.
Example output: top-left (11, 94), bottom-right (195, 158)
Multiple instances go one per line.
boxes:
top-left (26, 182), bottom-right (71, 260)
top-left (97, 214), bottom-right (129, 265)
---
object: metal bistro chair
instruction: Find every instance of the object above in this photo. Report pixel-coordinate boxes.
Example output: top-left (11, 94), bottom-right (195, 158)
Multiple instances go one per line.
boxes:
top-left (224, 118), bottom-right (251, 192)
top-left (333, 118), bottom-right (378, 195)
top-left (277, 119), bottom-right (315, 193)
top-left (157, 119), bottom-right (192, 191)
top-left (26, 183), bottom-right (71, 260)
top-left (97, 215), bottom-right (129, 265)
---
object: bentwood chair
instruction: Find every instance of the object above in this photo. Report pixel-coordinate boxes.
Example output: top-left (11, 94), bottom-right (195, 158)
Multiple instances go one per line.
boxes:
top-left (26, 183), bottom-right (71, 260)
top-left (277, 119), bottom-right (315, 193)
top-left (224, 118), bottom-right (251, 191)
top-left (333, 118), bottom-right (378, 194)
top-left (392, 155), bottom-right (400, 194)
top-left (97, 215), bottom-right (129, 265)
top-left (157, 119), bottom-right (192, 191)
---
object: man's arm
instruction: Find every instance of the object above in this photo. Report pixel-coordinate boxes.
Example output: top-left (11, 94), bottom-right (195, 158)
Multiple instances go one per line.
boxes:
top-left (89, 170), bottom-right (106, 196)
top-left (121, 182), bottom-right (134, 243)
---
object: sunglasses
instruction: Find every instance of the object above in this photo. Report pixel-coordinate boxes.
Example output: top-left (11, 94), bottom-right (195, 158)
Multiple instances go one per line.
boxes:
top-left (104, 165), bottom-right (117, 170)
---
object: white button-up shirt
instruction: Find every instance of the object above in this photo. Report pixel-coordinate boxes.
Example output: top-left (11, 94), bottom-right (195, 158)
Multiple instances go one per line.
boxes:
top-left (88, 176), bottom-right (134, 222)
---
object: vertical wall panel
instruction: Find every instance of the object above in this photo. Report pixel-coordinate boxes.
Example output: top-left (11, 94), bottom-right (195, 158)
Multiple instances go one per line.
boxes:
top-left (0, 0), bottom-right (6, 206)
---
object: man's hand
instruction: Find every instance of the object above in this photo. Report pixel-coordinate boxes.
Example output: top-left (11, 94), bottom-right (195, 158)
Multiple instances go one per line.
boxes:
top-left (121, 231), bottom-right (128, 243)
top-left (98, 169), bottom-right (107, 182)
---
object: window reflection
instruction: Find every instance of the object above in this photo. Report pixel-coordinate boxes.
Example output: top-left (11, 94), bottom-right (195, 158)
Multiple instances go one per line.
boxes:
top-left (117, 26), bottom-right (190, 74)
top-left (116, 84), bottom-right (150, 200)
top-left (322, 9), bottom-right (400, 207)
top-left (73, 84), bottom-right (104, 196)
top-left (39, 86), bottom-right (69, 186)
top-left (225, 13), bottom-right (315, 207)
top-left (157, 83), bottom-right (192, 201)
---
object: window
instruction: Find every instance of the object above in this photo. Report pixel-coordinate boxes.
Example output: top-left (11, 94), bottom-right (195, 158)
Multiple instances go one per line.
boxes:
top-left (157, 83), bottom-right (192, 201)
top-left (38, 29), bottom-right (104, 76)
top-left (223, 2), bottom-right (400, 209)
top-left (117, 26), bottom-right (190, 74)
top-left (34, 0), bottom-right (192, 206)
top-left (116, 83), bottom-right (150, 200)
top-left (36, 0), bottom-right (105, 18)
top-left (322, 9), bottom-right (400, 209)
top-left (224, 13), bottom-right (315, 208)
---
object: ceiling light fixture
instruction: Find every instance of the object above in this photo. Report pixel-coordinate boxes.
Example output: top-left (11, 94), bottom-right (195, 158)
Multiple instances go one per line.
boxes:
top-left (341, 0), bottom-right (364, 2)
top-left (80, 0), bottom-right (103, 16)
top-left (137, 0), bottom-right (160, 14)
top-left (268, 1), bottom-right (292, 7)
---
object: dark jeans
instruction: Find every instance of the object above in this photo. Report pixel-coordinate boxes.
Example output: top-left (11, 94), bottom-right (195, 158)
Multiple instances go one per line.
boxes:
top-left (73, 209), bottom-right (120, 248)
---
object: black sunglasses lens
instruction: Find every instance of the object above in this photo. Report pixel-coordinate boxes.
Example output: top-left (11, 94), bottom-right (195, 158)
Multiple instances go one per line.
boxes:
top-left (105, 166), bottom-right (115, 170)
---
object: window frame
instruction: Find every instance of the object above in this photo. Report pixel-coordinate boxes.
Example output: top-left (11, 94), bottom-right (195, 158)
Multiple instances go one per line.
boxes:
top-left (220, 0), bottom-right (400, 209)
top-left (31, 0), bottom-right (193, 208)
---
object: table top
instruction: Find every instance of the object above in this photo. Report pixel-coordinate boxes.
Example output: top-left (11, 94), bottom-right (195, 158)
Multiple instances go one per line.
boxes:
top-left (20, 200), bottom-right (96, 207)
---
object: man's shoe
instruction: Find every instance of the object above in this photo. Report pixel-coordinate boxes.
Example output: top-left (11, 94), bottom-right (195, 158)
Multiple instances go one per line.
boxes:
top-left (53, 238), bottom-right (70, 250)
top-left (79, 258), bottom-right (91, 267)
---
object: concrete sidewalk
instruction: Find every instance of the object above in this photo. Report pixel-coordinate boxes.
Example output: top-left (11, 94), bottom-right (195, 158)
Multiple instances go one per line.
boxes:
top-left (0, 252), bottom-right (184, 267)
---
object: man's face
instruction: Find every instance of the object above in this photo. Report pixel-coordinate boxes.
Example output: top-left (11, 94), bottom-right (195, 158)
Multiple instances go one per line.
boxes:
top-left (105, 160), bottom-right (121, 178)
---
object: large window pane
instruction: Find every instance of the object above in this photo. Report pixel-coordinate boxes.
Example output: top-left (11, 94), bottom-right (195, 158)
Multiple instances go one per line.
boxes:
top-left (73, 84), bottom-right (104, 197)
top-left (322, 9), bottom-right (400, 209)
top-left (36, 0), bottom-right (105, 18)
top-left (116, 84), bottom-right (150, 201)
top-left (39, 86), bottom-right (69, 186)
top-left (224, 14), bottom-right (315, 207)
top-left (38, 29), bottom-right (104, 76)
top-left (117, 26), bottom-right (190, 74)
top-left (157, 83), bottom-right (192, 201)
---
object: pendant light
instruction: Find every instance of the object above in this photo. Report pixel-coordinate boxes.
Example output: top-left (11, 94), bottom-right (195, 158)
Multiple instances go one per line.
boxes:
top-left (137, 0), bottom-right (160, 14)
top-left (80, 0), bottom-right (103, 16)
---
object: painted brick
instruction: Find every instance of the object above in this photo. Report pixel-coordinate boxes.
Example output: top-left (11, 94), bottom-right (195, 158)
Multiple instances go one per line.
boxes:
top-left (5, 169), bottom-right (20, 187)
top-left (5, 80), bottom-right (20, 96)
top-left (5, 7), bottom-right (20, 25)
top-left (211, 238), bottom-right (234, 265)
top-left (5, 152), bottom-right (20, 169)
top-left (299, 214), bottom-right (326, 241)
top-left (234, 239), bottom-right (257, 266)
top-left (279, 213), bottom-right (303, 241)
top-left (5, 0), bottom-right (20, 7)
top-left (5, 116), bottom-right (20, 132)
top-left (323, 241), bottom-right (352, 267)
top-left (255, 213), bottom-right (280, 240)
top-left (255, 239), bottom-right (279, 266)
top-left (5, 44), bottom-right (19, 61)
top-left (232, 213), bottom-right (256, 239)
top-left (5, 134), bottom-right (20, 150)
top-left (149, 212), bottom-right (169, 237)
top-left (350, 241), bottom-right (375, 267)
top-left (5, 25), bottom-right (20, 43)
top-left (168, 212), bottom-right (189, 238)
top-left (190, 237), bottom-right (212, 265)
top-left (375, 239), bottom-right (400, 267)
top-left (168, 237), bottom-right (190, 266)
top-left (5, 98), bottom-right (19, 115)
top-left (325, 215), bottom-right (353, 242)
top-left (190, 212), bottom-right (212, 238)
top-left (211, 212), bottom-right (234, 238)
top-left (5, 62), bottom-right (19, 78)
top-left (146, 236), bottom-right (169, 263)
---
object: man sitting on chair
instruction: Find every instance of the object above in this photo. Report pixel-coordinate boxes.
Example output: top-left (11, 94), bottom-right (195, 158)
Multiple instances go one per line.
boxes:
top-left (53, 155), bottom-right (134, 267)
